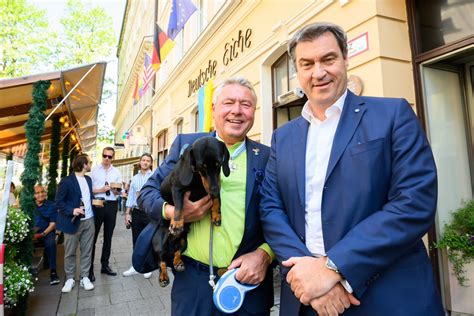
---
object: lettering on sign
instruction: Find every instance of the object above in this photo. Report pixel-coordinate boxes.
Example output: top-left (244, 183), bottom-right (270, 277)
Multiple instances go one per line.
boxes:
top-left (348, 32), bottom-right (369, 59)
top-left (188, 60), bottom-right (218, 97)
top-left (223, 29), bottom-right (252, 66)
top-left (187, 28), bottom-right (253, 97)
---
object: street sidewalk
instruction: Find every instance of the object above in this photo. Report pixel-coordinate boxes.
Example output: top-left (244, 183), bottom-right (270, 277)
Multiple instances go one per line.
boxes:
top-left (28, 211), bottom-right (280, 315)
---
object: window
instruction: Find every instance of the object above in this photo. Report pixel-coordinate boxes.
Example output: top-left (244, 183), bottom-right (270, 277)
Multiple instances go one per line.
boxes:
top-left (176, 118), bottom-right (183, 135)
top-left (157, 129), bottom-right (168, 166)
top-left (271, 52), bottom-right (306, 129)
top-left (413, 0), bottom-right (474, 53)
top-left (191, 106), bottom-right (199, 132)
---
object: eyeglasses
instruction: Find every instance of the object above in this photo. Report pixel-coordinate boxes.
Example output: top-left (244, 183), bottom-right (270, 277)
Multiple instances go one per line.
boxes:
top-left (102, 154), bottom-right (113, 159)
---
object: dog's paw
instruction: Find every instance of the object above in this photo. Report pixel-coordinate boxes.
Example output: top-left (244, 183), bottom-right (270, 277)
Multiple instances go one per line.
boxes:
top-left (212, 218), bottom-right (221, 226)
top-left (159, 278), bottom-right (170, 287)
top-left (169, 224), bottom-right (184, 235)
top-left (174, 261), bottom-right (185, 272)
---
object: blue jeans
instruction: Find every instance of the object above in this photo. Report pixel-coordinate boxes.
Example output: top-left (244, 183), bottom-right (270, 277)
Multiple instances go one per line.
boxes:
top-left (42, 231), bottom-right (57, 270)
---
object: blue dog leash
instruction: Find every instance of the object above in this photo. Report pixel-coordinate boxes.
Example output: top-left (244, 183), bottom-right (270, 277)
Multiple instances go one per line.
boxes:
top-left (208, 214), bottom-right (260, 314)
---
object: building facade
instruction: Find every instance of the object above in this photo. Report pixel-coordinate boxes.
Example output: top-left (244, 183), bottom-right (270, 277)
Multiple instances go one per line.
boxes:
top-left (114, 0), bottom-right (474, 313)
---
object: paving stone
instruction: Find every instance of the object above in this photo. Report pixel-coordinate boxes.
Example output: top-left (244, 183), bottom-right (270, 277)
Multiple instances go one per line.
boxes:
top-left (94, 302), bottom-right (130, 316)
top-left (110, 288), bottom-right (142, 304)
top-left (77, 293), bottom-right (110, 310)
top-left (79, 282), bottom-right (124, 298)
top-left (127, 297), bottom-right (165, 313)
top-left (77, 308), bottom-right (95, 316)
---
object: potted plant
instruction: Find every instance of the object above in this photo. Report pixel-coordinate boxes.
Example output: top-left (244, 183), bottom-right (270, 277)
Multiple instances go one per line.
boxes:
top-left (436, 200), bottom-right (474, 286)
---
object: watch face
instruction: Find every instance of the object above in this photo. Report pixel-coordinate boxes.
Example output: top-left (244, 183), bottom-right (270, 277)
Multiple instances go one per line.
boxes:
top-left (326, 258), bottom-right (338, 272)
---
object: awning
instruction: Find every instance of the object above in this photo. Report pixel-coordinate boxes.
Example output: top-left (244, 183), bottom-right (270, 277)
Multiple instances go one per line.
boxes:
top-left (113, 156), bottom-right (141, 167)
top-left (0, 62), bottom-right (107, 160)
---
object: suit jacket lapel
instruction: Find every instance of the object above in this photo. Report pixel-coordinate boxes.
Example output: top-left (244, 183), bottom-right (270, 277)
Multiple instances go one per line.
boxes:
top-left (294, 118), bottom-right (309, 209)
top-left (245, 139), bottom-right (259, 213)
top-left (325, 91), bottom-right (366, 182)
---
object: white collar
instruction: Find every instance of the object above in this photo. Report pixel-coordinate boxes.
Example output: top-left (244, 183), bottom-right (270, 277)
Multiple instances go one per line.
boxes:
top-left (301, 90), bottom-right (347, 124)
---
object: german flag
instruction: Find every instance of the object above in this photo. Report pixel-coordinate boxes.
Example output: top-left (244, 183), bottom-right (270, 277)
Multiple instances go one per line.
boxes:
top-left (152, 24), bottom-right (175, 71)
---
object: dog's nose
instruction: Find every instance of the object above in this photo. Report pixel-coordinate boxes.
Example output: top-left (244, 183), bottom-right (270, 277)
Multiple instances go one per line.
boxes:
top-left (210, 187), bottom-right (220, 197)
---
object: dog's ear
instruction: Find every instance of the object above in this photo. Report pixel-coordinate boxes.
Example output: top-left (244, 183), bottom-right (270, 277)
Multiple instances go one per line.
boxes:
top-left (179, 147), bottom-right (195, 186)
top-left (221, 141), bottom-right (231, 177)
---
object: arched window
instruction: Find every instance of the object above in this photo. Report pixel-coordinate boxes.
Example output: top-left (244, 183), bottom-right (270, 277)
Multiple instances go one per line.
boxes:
top-left (157, 129), bottom-right (168, 166)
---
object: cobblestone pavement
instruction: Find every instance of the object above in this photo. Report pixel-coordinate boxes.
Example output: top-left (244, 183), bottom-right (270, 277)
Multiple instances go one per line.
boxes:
top-left (31, 211), bottom-right (281, 315)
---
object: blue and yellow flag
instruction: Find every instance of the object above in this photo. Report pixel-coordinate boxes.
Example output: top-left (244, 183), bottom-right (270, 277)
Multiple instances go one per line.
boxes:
top-left (197, 79), bottom-right (214, 132)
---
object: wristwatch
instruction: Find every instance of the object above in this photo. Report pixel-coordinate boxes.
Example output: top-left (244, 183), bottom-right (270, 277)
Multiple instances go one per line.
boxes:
top-left (325, 257), bottom-right (354, 294)
top-left (325, 257), bottom-right (340, 274)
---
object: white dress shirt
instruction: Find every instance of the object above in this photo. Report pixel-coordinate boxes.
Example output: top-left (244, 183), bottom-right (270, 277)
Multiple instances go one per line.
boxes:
top-left (75, 174), bottom-right (94, 219)
top-left (302, 91), bottom-right (347, 256)
top-left (126, 170), bottom-right (152, 208)
top-left (90, 164), bottom-right (122, 201)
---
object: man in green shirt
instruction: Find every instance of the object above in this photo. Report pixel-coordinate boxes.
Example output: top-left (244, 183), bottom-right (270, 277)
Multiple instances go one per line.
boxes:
top-left (139, 77), bottom-right (274, 315)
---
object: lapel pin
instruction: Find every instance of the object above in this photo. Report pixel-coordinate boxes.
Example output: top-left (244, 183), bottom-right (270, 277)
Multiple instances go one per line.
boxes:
top-left (354, 108), bottom-right (360, 113)
top-left (252, 148), bottom-right (260, 155)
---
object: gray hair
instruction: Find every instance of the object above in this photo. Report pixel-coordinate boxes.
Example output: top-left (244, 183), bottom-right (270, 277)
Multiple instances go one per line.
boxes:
top-left (212, 76), bottom-right (257, 105)
top-left (288, 22), bottom-right (348, 66)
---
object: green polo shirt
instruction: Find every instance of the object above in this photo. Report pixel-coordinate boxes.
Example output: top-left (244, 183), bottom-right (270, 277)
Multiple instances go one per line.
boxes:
top-left (163, 141), bottom-right (274, 267)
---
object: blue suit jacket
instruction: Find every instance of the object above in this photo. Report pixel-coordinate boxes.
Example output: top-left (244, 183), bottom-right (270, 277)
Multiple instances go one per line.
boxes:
top-left (260, 91), bottom-right (444, 315)
top-left (138, 132), bottom-right (274, 314)
top-left (55, 173), bottom-right (94, 234)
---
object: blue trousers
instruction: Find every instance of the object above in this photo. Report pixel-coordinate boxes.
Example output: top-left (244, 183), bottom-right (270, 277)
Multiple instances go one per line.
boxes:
top-left (171, 256), bottom-right (271, 316)
top-left (42, 231), bottom-right (57, 270)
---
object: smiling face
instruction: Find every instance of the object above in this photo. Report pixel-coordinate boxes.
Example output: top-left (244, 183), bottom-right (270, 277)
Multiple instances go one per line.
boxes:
top-left (34, 185), bottom-right (46, 205)
top-left (295, 32), bottom-right (348, 115)
top-left (139, 155), bottom-right (152, 171)
top-left (212, 83), bottom-right (256, 146)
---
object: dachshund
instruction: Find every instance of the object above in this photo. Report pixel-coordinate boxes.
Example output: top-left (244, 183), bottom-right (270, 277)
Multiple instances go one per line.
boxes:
top-left (155, 136), bottom-right (230, 286)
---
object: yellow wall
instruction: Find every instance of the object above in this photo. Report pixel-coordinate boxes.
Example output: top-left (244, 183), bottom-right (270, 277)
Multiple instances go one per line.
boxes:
top-left (117, 0), bottom-right (414, 157)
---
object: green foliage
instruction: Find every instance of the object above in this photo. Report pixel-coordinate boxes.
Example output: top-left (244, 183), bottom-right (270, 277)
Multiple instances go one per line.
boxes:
top-left (0, 0), bottom-right (56, 77)
top-left (54, 0), bottom-right (116, 69)
top-left (47, 116), bottom-right (61, 200)
top-left (4, 206), bottom-right (35, 310)
top-left (19, 80), bottom-right (50, 269)
top-left (436, 200), bottom-right (474, 286)
top-left (97, 110), bottom-right (115, 143)
top-left (61, 134), bottom-right (70, 179)
top-left (3, 263), bottom-right (35, 307)
top-left (4, 207), bottom-right (30, 244)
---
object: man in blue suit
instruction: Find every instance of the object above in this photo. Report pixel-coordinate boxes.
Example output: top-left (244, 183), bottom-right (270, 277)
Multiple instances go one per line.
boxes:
top-left (259, 22), bottom-right (444, 315)
top-left (56, 153), bottom-right (95, 293)
top-left (139, 77), bottom-right (274, 315)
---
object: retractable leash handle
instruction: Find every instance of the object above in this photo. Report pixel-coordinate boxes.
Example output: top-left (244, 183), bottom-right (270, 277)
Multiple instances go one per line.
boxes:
top-left (213, 268), bottom-right (259, 314)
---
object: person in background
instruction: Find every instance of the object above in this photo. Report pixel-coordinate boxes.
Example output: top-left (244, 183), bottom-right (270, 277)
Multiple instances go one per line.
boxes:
top-left (123, 153), bottom-right (153, 279)
top-left (90, 146), bottom-right (122, 280)
top-left (33, 184), bottom-right (60, 285)
top-left (8, 182), bottom-right (17, 206)
top-left (55, 154), bottom-right (95, 293)
top-left (259, 22), bottom-right (444, 315)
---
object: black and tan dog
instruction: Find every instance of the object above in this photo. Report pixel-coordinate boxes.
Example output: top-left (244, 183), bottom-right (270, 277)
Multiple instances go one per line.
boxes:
top-left (155, 136), bottom-right (230, 286)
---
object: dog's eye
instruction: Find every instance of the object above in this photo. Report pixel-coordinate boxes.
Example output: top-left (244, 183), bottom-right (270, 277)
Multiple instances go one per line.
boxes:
top-left (203, 164), bottom-right (207, 168)
top-left (215, 162), bottom-right (219, 167)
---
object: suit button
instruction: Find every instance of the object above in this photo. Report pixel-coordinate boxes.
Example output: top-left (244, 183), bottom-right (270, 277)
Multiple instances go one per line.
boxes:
top-left (300, 236), bottom-right (304, 240)
top-left (323, 186), bottom-right (327, 190)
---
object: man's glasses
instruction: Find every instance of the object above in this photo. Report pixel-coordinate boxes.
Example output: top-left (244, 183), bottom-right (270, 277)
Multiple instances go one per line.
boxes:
top-left (102, 154), bottom-right (113, 159)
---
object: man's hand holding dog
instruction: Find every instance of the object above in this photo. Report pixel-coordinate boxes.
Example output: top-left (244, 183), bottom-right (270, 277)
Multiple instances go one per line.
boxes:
top-left (164, 191), bottom-right (212, 222)
top-left (228, 248), bottom-right (271, 285)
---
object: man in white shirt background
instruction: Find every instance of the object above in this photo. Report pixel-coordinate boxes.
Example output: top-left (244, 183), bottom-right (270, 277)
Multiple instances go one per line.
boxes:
top-left (123, 153), bottom-right (153, 279)
top-left (89, 146), bottom-right (122, 281)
